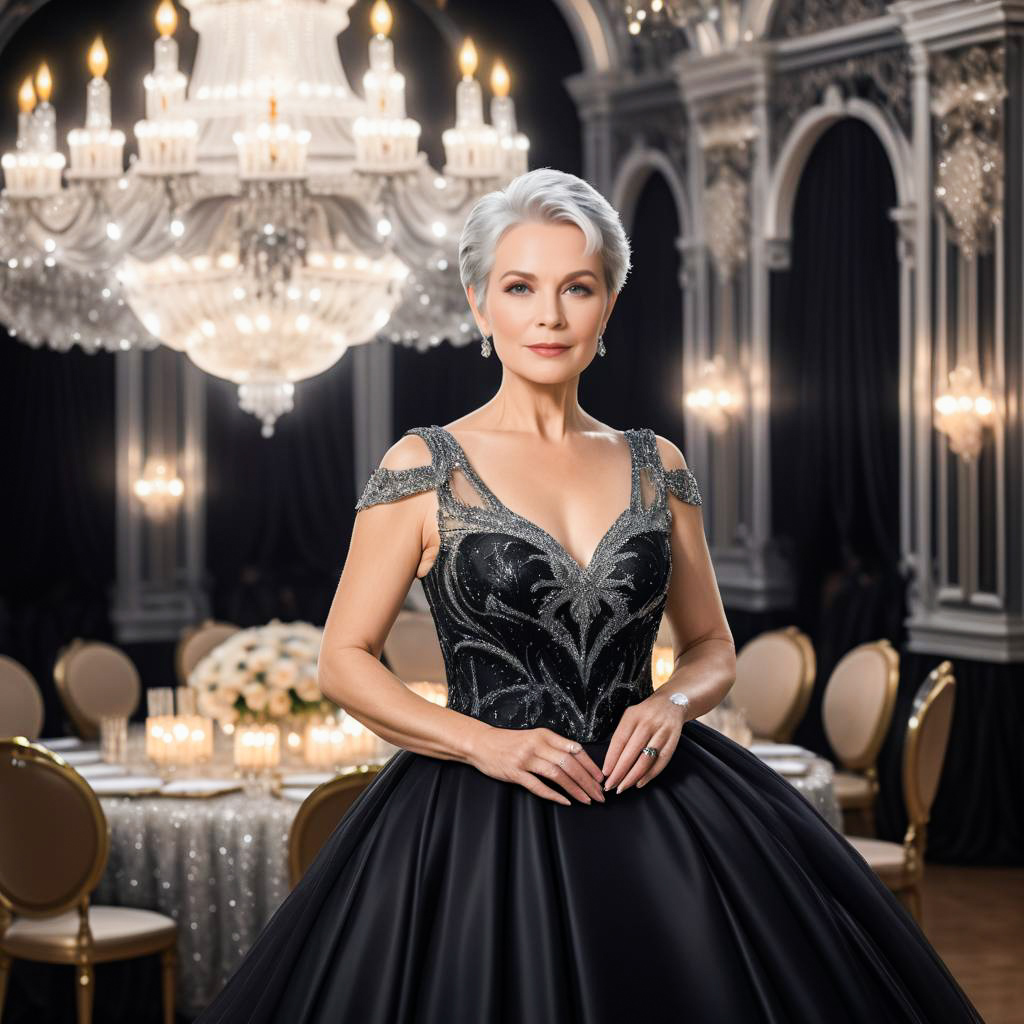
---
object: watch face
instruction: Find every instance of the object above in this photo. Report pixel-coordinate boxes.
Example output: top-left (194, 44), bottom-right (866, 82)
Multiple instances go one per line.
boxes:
top-left (669, 692), bottom-right (689, 706)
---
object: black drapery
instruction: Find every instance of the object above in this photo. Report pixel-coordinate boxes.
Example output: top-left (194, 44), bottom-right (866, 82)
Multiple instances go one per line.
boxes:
top-left (768, 117), bottom-right (1023, 865)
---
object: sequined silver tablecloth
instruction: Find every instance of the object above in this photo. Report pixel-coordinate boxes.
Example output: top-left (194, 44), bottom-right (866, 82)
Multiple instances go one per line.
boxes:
top-left (93, 791), bottom-right (301, 1017)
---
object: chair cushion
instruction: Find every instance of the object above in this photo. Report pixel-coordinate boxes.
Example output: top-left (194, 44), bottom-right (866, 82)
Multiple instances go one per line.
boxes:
top-left (834, 770), bottom-right (874, 808)
top-left (2, 905), bottom-right (176, 960)
top-left (846, 836), bottom-right (909, 884)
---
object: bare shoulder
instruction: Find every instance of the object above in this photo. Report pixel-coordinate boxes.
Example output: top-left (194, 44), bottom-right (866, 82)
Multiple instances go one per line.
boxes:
top-left (376, 431), bottom-right (433, 472)
top-left (653, 433), bottom-right (690, 472)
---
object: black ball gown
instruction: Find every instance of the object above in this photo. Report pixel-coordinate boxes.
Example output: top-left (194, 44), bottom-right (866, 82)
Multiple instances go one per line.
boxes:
top-left (194, 425), bottom-right (983, 1023)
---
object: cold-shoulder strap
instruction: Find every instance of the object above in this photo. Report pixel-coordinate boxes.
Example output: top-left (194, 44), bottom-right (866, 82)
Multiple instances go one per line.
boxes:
top-left (644, 428), bottom-right (703, 507)
top-left (353, 427), bottom-right (439, 511)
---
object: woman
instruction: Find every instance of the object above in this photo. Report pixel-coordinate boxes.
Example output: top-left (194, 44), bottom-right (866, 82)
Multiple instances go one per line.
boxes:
top-left (196, 168), bottom-right (982, 1022)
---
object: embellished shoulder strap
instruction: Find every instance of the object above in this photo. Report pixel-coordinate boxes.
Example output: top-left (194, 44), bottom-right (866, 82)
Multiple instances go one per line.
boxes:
top-left (644, 428), bottom-right (702, 507)
top-left (353, 427), bottom-right (439, 511)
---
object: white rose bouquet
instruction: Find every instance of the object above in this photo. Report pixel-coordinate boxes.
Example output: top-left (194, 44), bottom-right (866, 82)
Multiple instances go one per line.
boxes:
top-left (188, 618), bottom-right (331, 724)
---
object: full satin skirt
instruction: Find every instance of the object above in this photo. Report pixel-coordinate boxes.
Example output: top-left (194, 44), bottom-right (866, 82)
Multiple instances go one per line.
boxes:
top-left (194, 719), bottom-right (983, 1023)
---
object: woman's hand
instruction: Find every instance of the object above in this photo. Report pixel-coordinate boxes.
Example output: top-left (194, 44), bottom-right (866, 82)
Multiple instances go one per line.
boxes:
top-left (602, 693), bottom-right (687, 794)
top-left (467, 725), bottom-right (607, 805)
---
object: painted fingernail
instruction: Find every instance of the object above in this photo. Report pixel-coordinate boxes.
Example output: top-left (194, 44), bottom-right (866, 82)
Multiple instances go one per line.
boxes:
top-left (603, 780), bottom-right (611, 791)
top-left (615, 783), bottom-right (624, 794)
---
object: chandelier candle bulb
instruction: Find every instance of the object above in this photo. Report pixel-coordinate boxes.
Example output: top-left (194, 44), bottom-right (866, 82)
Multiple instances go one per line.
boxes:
top-left (489, 61), bottom-right (529, 177)
top-left (67, 37), bottom-right (126, 178)
top-left (1, 65), bottom-right (65, 197)
top-left (353, 1), bottom-right (421, 173)
top-left (233, 95), bottom-right (311, 179)
top-left (133, 0), bottom-right (197, 175)
top-left (442, 38), bottom-right (500, 178)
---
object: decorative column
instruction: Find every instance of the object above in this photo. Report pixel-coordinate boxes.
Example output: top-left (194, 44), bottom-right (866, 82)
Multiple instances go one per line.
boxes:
top-left (677, 50), bottom-right (794, 611)
top-left (893, 0), bottom-right (1024, 660)
top-left (111, 347), bottom-right (208, 642)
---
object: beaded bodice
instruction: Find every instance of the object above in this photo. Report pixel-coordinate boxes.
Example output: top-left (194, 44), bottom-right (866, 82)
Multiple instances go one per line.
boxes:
top-left (355, 425), bottom-right (702, 743)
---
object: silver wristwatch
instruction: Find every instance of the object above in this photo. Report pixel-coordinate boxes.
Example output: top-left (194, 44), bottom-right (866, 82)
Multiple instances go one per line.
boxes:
top-left (668, 691), bottom-right (690, 717)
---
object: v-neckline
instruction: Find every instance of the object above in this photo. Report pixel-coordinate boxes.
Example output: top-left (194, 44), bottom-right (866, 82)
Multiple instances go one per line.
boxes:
top-left (433, 425), bottom-right (639, 577)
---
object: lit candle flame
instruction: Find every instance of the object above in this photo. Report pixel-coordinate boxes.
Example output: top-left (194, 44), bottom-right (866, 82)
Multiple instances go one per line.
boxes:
top-left (35, 63), bottom-right (53, 103)
top-left (490, 59), bottom-right (510, 97)
top-left (88, 36), bottom-right (109, 79)
top-left (156, 0), bottom-right (178, 36)
top-left (459, 38), bottom-right (478, 79)
top-left (18, 77), bottom-right (36, 113)
top-left (370, 0), bottom-right (393, 37)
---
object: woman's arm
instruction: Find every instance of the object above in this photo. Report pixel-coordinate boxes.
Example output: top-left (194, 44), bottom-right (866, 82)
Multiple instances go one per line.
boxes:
top-left (317, 433), bottom-right (492, 763)
top-left (648, 434), bottom-right (736, 719)
top-left (601, 434), bottom-right (736, 791)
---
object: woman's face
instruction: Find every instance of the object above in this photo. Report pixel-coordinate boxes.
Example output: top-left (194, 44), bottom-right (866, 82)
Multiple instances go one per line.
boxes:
top-left (467, 220), bottom-right (618, 380)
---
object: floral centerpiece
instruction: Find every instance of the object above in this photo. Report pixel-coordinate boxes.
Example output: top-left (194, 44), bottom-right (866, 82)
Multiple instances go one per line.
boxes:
top-left (188, 618), bottom-right (331, 726)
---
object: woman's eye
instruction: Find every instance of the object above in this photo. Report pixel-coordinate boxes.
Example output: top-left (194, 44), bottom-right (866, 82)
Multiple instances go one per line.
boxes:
top-left (504, 282), bottom-right (592, 295)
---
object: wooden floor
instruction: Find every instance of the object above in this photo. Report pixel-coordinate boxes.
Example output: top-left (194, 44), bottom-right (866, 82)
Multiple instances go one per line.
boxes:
top-left (916, 864), bottom-right (1024, 1023)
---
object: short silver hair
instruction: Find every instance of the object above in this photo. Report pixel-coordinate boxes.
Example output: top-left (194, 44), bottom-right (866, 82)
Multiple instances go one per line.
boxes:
top-left (458, 167), bottom-right (632, 316)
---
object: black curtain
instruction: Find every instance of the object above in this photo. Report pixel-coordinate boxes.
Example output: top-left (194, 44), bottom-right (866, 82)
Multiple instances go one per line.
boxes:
top-left (0, 340), bottom-right (117, 736)
top-left (769, 118), bottom-right (1024, 865)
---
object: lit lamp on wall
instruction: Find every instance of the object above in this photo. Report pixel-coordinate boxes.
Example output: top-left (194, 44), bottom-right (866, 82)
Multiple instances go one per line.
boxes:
top-left (934, 363), bottom-right (997, 461)
top-left (1, 65), bottom-right (66, 197)
top-left (133, 455), bottom-right (184, 519)
top-left (684, 354), bottom-right (742, 434)
top-left (67, 36), bottom-right (126, 179)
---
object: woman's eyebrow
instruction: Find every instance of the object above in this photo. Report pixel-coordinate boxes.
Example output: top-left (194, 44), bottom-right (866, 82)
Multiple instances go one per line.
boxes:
top-left (499, 269), bottom-right (599, 281)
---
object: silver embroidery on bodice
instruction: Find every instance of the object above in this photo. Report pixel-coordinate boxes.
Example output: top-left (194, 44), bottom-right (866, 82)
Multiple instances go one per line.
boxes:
top-left (355, 425), bottom-right (702, 742)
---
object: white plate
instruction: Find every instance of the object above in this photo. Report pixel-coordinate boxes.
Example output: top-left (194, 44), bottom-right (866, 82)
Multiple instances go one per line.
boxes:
top-left (38, 737), bottom-right (84, 750)
top-left (279, 772), bottom-right (334, 788)
top-left (763, 758), bottom-right (811, 776)
top-left (76, 763), bottom-right (128, 779)
top-left (280, 786), bottom-right (316, 803)
top-left (60, 750), bottom-right (103, 766)
top-left (160, 779), bottom-right (241, 798)
top-left (748, 742), bottom-right (812, 758)
top-left (89, 775), bottom-right (164, 795)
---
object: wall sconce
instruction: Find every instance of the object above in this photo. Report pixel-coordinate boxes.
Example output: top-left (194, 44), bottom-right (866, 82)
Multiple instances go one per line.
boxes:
top-left (684, 354), bottom-right (742, 433)
top-left (934, 363), bottom-right (996, 461)
top-left (133, 455), bottom-right (184, 518)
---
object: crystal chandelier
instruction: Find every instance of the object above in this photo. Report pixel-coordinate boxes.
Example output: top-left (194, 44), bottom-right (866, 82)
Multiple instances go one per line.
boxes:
top-left (933, 364), bottom-right (996, 462)
top-left (621, 0), bottom-right (754, 52)
top-left (0, 0), bottom-right (530, 435)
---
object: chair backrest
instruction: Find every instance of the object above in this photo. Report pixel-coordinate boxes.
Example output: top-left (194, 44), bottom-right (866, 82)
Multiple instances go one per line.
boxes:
top-left (176, 620), bottom-right (240, 686)
top-left (54, 640), bottom-right (141, 740)
top-left (0, 656), bottom-right (45, 740)
top-left (382, 609), bottom-right (446, 684)
top-left (732, 627), bottom-right (816, 742)
top-left (288, 768), bottom-right (383, 888)
top-left (821, 639), bottom-right (899, 771)
top-left (0, 738), bottom-right (109, 918)
top-left (903, 661), bottom-right (956, 831)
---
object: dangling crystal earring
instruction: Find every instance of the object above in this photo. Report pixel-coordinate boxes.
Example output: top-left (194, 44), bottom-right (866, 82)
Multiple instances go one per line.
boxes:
top-left (481, 334), bottom-right (492, 358)
top-left (597, 332), bottom-right (607, 357)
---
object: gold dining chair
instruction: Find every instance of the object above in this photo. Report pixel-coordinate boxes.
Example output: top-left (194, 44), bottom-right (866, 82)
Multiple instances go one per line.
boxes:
top-left (53, 640), bottom-right (141, 741)
top-left (175, 619), bottom-right (241, 686)
top-left (382, 609), bottom-right (447, 685)
top-left (0, 738), bottom-right (177, 1023)
top-left (845, 661), bottom-right (956, 923)
top-left (822, 638), bottom-right (900, 835)
top-left (288, 768), bottom-right (384, 889)
top-left (731, 627), bottom-right (817, 743)
top-left (0, 656), bottom-right (45, 741)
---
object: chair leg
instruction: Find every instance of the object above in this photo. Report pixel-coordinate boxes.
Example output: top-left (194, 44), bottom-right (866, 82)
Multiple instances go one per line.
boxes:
top-left (162, 944), bottom-right (177, 1024)
top-left (76, 962), bottom-right (94, 1024)
top-left (0, 951), bottom-right (11, 1016)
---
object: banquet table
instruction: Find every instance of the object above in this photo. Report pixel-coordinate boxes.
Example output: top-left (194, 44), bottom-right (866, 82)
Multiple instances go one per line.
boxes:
top-left (36, 726), bottom-right (841, 1017)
